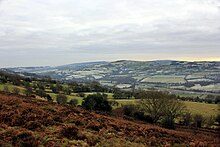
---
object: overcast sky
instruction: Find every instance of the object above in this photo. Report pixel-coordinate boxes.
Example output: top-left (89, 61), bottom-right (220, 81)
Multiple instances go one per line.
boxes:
top-left (0, 0), bottom-right (220, 67)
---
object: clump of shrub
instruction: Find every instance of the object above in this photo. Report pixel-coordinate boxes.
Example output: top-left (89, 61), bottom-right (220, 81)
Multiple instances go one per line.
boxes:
top-left (12, 87), bottom-right (20, 95)
top-left (193, 114), bottom-right (204, 128)
top-left (46, 94), bottom-right (53, 102)
top-left (216, 114), bottom-right (220, 125)
top-left (24, 121), bottom-right (44, 131)
top-left (68, 99), bottom-right (78, 107)
top-left (12, 131), bottom-right (39, 147)
top-left (123, 104), bottom-right (154, 123)
top-left (52, 115), bottom-right (64, 123)
top-left (86, 122), bottom-right (102, 131)
top-left (71, 120), bottom-right (84, 126)
top-left (36, 89), bottom-right (47, 98)
top-left (206, 115), bottom-right (216, 128)
top-left (60, 125), bottom-right (86, 140)
top-left (124, 104), bottom-right (137, 116)
top-left (161, 116), bottom-right (175, 129)
top-left (56, 94), bottom-right (67, 105)
top-left (82, 93), bottom-right (112, 112)
top-left (84, 133), bottom-right (100, 146)
top-left (60, 125), bottom-right (78, 139)
top-left (181, 112), bottom-right (192, 126)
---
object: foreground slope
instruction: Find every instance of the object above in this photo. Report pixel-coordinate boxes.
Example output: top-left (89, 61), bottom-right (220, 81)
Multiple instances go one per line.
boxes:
top-left (0, 93), bottom-right (219, 146)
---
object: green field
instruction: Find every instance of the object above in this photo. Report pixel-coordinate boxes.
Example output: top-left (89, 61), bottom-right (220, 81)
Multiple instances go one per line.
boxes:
top-left (47, 93), bottom-right (84, 104)
top-left (154, 87), bottom-right (220, 98)
top-left (47, 92), bottom-right (114, 105)
top-left (0, 83), bottom-right (25, 94)
top-left (183, 101), bottom-right (219, 117)
top-left (1, 83), bottom-right (219, 118)
top-left (141, 75), bottom-right (186, 84)
top-left (84, 92), bottom-right (114, 99)
top-left (113, 99), bottom-right (219, 117)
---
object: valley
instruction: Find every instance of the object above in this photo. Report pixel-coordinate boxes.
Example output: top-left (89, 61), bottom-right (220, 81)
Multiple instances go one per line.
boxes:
top-left (7, 60), bottom-right (220, 98)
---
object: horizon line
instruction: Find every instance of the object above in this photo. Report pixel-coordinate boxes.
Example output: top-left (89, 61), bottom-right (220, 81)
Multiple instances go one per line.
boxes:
top-left (1, 59), bottom-right (220, 68)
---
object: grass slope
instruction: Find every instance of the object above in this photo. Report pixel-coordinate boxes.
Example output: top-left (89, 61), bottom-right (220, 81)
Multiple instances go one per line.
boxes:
top-left (184, 101), bottom-right (219, 117)
top-left (0, 93), bottom-right (219, 146)
top-left (114, 99), bottom-right (219, 117)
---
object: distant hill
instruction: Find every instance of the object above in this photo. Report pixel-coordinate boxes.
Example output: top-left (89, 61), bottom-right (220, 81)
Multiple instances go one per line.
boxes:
top-left (4, 60), bottom-right (220, 96)
top-left (153, 60), bottom-right (179, 63)
top-left (56, 61), bottom-right (108, 70)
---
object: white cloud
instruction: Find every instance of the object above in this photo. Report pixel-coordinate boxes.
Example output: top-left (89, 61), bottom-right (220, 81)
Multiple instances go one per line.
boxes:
top-left (0, 0), bottom-right (220, 67)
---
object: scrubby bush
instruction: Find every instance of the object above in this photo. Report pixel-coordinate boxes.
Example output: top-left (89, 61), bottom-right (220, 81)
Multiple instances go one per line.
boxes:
top-left (161, 115), bottom-right (175, 129)
top-left (134, 112), bottom-right (153, 123)
top-left (206, 115), bottom-right (216, 128)
top-left (214, 96), bottom-right (220, 104)
top-left (12, 131), bottom-right (39, 147)
top-left (215, 114), bottom-right (220, 125)
top-left (25, 121), bottom-right (44, 131)
top-left (60, 125), bottom-right (79, 139)
top-left (56, 94), bottom-right (67, 105)
top-left (82, 93), bottom-right (112, 112)
top-left (124, 104), bottom-right (137, 116)
top-left (12, 87), bottom-right (20, 94)
top-left (60, 125), bottom-right (85, 140)
top-left (181, 112), bottom-right (192, 126)
top-left (63, 87), bottom-right (71, 95)
top-left (69, 99), bottom-right (78, 107)
top-left (25, 87), bottom-right (33, 97)
top-left (123, 104), bottom-right (153, 123)
top-left (36, 89), bottom-right (47, 97)
top-left (46, 94), bottom-right (53, 102)
top-left (86, 122), bottom-right (102, 131)
top-left (193, 114), bottom-right (204, 128)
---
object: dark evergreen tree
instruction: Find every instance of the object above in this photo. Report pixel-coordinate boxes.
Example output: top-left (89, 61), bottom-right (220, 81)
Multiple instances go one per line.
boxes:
top-left (82, 93), bottom-right (112, 112)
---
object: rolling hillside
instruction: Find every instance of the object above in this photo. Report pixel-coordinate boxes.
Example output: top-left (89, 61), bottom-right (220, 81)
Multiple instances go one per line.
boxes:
top-left (0, 92), bottom-right (219, 146)
top-left (6, 60), bottom-right (220, 97)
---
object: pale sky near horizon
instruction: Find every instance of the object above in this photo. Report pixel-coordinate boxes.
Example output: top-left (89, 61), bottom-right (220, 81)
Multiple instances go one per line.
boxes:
top-left (0, 0), bottom-right (220, 67)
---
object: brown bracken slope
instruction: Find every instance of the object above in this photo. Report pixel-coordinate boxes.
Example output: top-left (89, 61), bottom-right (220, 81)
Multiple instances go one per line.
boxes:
top-left (0, 93), bottom-right (219, 147)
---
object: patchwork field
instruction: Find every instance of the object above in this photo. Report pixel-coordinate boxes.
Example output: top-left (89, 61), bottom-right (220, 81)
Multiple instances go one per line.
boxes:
top-left (141, 75), bottom-right (186, 83)
top-left (9, 61), bottom-right (220, 94)
top-left (191, 84), bottom-right (220, 92)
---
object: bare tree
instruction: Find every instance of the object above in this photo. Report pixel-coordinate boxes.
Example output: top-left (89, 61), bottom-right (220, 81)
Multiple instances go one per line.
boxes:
top-left (161, 98), bottom-right (186, 129)
top-left (163, 98), bottom-right (186, 119)
top-left (139, 97), bottom-right (164, 123)
top-left (138, 91), bottom-right (186, 125)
